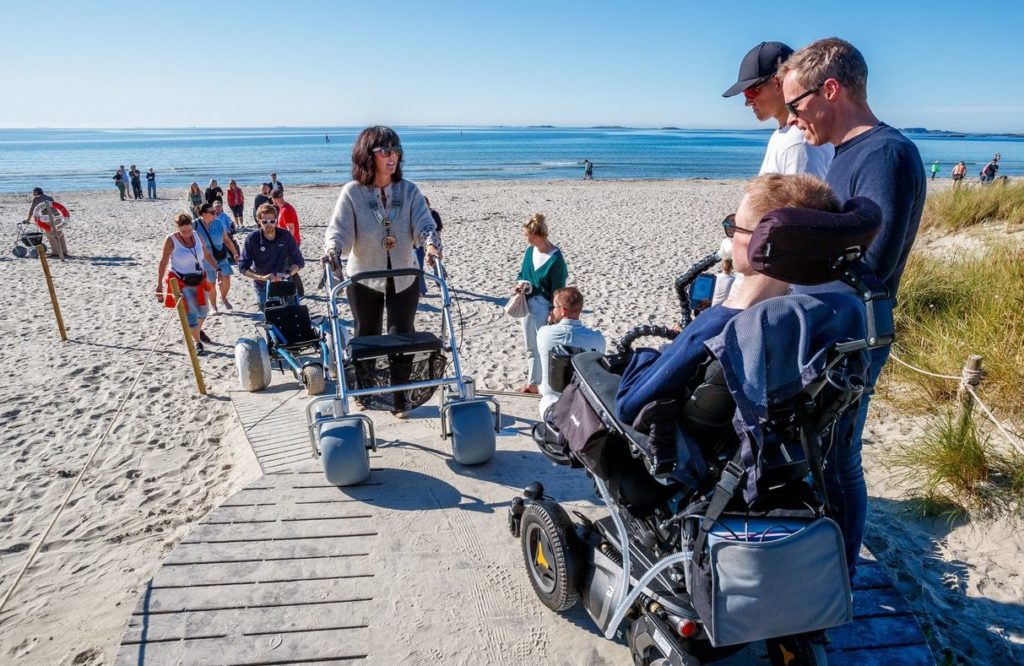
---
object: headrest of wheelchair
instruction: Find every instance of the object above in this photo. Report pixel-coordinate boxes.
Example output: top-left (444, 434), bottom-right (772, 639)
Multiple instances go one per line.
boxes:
top-left (748, 197), bottom-right (882, 285)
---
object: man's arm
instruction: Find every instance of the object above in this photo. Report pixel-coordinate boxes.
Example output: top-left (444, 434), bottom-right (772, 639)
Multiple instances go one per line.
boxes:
top-left (851, 143), bottom-right (925, 289)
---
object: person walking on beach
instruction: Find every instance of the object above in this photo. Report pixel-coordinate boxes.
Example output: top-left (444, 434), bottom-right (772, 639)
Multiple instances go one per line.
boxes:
top-left (156, 212), bottom-right (216, 354)
top-left (723, 41), bottom-right (833, 178)
top-left (952, 161), bottom-right (966, 187)
top-left (129, 165), bottom-right (143, 199)
top-left (195, 202), bottom-right (239, 312)
top-left (113, 167), bottom-right (127, 201)
top-left (226, 180), bottom-right (245, 230)
top-left (931, 160), bottom-right (940, 180)
top-left (269, 172), bottom-right (284, 194)
top-left (205, 179), bottom-right (224, 205)
top-left (240, 203), bottom-right (304, 311)
top-left (780, 37), bottom-right (926, 582)
top-left (146, 168), bottom-right (157, 199)
top-left (253, 183), bottom-right (273, 224)
top-left (323, 126), bottom-right (442, 416)
top-left (27, 187), bottom-right (70, 260)
top-left (514, 213), bottom-right (568, 395)
top-left (187, 182), bottom-right (204, 218)
top-left (582, 159), bottom-right (594, 180)
top-left (272, 188), bottom-right (302, 295)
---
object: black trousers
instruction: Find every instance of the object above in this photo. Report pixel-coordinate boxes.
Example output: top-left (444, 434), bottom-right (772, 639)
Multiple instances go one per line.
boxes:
top-left (346, 278), bottom-right (420, 337)
top-left (347, 278), bottom-right (421, 411)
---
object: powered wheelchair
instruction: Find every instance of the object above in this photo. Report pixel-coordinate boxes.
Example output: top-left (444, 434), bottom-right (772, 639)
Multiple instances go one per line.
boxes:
top-left (508, 198), bottom-right (893, 665)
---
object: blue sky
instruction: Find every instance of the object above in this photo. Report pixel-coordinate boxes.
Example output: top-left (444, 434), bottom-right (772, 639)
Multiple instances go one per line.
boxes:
top-left (4, 0), bottom-right (1021, 132)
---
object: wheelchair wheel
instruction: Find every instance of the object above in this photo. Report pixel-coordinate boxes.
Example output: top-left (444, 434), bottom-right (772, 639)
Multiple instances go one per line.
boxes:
top-left (765, 634), bottom-right (828, 666)
top-left (520, 500), bottom-right (581, 612)
top-left (320, 420), bottom-right (371, 486)
top-left (302, 364), bottom-right (326, 396)
top-left (235, 337), bottom-right (272, 391)
top-left (449, 401), bottom-right (496, 465)
top-left (13, 245), bottom-right (27, 258)
top-left (27, 247), bottom-right (38, 259)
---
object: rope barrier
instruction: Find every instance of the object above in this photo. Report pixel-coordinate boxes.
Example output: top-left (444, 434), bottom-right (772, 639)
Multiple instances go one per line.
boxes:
top-left (888, 352), bottom-right (963, 381)
top-left (965, 386), bottom-right (1024, 457)
top-left (890, 352), bottom-right (1022, 457)
top-left (0, 299), bottom-right (181, 618)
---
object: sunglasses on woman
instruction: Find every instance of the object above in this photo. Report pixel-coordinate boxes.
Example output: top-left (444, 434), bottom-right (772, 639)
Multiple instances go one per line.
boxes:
top-left (372, 145), bottom-right (403, 157)
top-left (721, 213), bottom-right (753, 238)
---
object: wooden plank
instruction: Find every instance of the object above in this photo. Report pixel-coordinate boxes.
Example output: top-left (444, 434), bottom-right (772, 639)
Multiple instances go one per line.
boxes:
top-left (123, 601), bottom-right (371, 643)
top-left (851, 563), bottom-right (892, 590)
top-left (204, 502), bottom-right (376, 523)
top-left (827, 614), bottom-right (930, 651)
top-left (129, 577), bottom-right (373, 615)
top-left (152, 554), bottom-right (374, 587)
top-left (827, 644), bottom-right (934, 665)
top-left (852, 586), bottom-right (912, 619)
top-left (166, 540), bottom-right (370, 565)
top-left (115, 625), bottom-right (369, 665)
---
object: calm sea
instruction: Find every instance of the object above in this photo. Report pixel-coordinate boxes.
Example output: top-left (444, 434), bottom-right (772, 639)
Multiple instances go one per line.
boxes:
top-left (0, 126), bottom-right (1020, 194)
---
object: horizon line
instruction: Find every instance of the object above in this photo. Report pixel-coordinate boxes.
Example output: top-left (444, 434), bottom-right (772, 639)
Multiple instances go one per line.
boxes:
top-left (1, 124), bottom-right (1022, 135)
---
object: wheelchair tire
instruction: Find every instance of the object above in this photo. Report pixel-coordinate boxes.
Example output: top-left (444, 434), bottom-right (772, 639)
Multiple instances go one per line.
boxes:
top-left (13, 245), bottom-right (27, 258)
top-left (449, 401), bottom-right (496, 465)
top-left (520, 500), bottom-right (581, 612)
top-left (302, 364), bottom-right (326, 396)
top-left (235, 337), bottom-right (272, 391)
top-left (320, 420), bottom-right (370, 486)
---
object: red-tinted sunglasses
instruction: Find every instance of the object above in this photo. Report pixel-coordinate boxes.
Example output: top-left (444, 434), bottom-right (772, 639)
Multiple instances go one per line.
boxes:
top-left (742, 76), bottom-right (774, 100)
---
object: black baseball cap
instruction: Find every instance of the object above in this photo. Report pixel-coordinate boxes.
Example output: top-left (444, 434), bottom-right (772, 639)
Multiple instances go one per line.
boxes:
top-left (722, 41), bottom-right (794, 98)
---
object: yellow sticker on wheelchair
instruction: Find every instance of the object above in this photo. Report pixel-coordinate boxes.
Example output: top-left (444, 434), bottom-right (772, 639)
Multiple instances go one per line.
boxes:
top-left (535, 545), bottom-right (550, 569)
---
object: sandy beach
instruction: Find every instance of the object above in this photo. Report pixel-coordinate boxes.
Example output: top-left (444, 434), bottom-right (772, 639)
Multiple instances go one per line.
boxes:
top-left (1, 179), bottom-right (1021, 664)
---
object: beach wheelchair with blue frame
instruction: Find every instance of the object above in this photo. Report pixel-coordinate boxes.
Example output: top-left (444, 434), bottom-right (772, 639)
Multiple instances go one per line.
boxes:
top-left (234, 279), bottom-right (330, 396)
top-left (305, 259), bottom-right (499, 486)
top-left (508, 199), bottom-right (893, 665)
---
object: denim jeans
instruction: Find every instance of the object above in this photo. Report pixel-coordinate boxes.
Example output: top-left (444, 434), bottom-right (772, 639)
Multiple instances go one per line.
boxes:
top-left (147, 181), bottom-right (157, 198)
top-left (521, 294), bottom-right (551, 385)
top-left (825, 344), bottom-right (891, 582)
top-left (181, 284), bottom-right (209, 327)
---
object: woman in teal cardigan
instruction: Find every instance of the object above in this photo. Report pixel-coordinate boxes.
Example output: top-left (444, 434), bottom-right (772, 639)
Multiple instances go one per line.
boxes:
top-left (514, 213), bottom-right (568, 393)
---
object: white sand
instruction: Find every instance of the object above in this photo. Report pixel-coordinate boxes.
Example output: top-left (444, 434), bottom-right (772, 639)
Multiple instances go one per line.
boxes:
top-left (0, 180), bottom-right (1021, 663)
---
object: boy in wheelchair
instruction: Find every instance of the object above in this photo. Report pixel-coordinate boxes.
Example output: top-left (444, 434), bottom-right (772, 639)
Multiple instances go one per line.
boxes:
top-left (515, 174), bottom-right (892, 663)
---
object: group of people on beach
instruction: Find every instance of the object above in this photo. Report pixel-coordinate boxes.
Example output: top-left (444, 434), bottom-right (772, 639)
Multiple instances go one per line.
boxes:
top-left (113, 165), bottom-right (157, 201)
top-left (512, 37), bottom-right (926, 585)
top-left (934, 154), bottom-right (1001, 187)
top-left (154, 171), bottom-right (300, 354)
top-left (146, 35), bottom-right (950, 590)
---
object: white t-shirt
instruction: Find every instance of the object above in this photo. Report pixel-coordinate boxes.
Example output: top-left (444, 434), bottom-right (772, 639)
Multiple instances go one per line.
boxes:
top-left (532, 247), bottom-right (554, 270)
top-left (759, 125), bottom-right (834, 179)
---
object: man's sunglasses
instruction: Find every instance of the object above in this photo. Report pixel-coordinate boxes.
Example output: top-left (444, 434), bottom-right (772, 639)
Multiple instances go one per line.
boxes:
top-left (742, 76), bottom-right (773, 100)
top-left (372, 145), bottom-right (403, 157)
top-left (785, 87), bottom-right (820, 118)
top-left (259, 218), bottom-right (277, 226)
top-left (721, 213), bottom-right (753, 238)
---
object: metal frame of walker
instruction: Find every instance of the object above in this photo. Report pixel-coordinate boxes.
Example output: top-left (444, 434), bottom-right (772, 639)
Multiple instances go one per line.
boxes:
top-left (305, 258), bottom-right (500, 459)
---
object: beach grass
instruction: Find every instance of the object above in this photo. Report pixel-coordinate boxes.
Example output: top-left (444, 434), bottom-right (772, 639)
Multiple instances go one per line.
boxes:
top-left (886, 409), bottom-right (1011, 517)
top-left (887, 243), bottom-right (1024, 420)
top-left (922, 180), bottom-right (1024, 231)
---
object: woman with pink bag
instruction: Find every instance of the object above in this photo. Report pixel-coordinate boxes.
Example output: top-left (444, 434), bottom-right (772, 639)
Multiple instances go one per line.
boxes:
top-left (513, 213), bottom-right (568, 394)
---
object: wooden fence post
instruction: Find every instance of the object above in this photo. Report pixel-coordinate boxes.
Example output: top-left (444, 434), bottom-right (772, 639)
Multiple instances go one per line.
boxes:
top-left (169, 280), bottom-right (207, 395)
top-left (37, 251), bottom-right (67, 341)
top-left (956, 355), bottom-right (984, 420)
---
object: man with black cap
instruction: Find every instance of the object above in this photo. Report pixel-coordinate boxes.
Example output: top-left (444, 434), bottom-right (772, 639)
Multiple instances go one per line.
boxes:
top-left (723, 41), bottom-right (833, 178)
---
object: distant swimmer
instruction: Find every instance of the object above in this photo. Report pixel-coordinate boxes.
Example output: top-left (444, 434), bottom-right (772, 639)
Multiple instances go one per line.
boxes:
top-left (325, 134), bottom-right (330, 143)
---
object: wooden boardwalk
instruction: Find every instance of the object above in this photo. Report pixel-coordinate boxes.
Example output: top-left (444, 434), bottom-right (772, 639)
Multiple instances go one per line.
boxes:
top-left (116, 383), bottom-right (934, 665)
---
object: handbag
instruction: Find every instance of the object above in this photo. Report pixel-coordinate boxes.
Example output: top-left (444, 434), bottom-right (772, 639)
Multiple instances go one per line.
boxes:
top-left (504, 290), bottom-right (528, 318)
